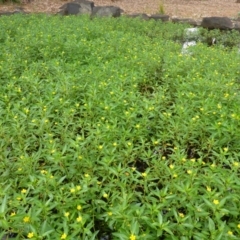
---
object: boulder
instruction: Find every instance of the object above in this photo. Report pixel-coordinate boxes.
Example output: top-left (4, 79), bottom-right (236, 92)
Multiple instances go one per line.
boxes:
top-left (181, 41), bottom-right (197, 55)
top-left (233, 21), bottom-right (240, 31)
top-left (172, 18), bottom-right (200, 27)
top-left (0, 10), bottom-right (25, 16)
top-left (149, 14), bottom-right (170, 22)
top-left (91, 6), bottom-right (123, 18)
top-left (127, 13), bottom-right (149, 20)
top-left (201, 17), bottom-right (233, 30)
top-left (59, 0), bottom-right (94, 16)
top-left (184, 27), bottom-right (200, 41)
top-left (74, 0), bottom-right (94, 14)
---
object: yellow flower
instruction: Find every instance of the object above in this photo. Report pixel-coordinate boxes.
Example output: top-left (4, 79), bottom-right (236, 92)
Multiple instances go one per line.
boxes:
top-left (21, 189), bottom-right (27, 194)
top-left (179, 213), bottom-right (184, 218)
top-left (10, 212), bottom-right (16, 216)
top-left (76, 185), bottom-right (81, 191)
top-left (103, 193), bottom-right (108, 198)
top-left (108, 212), bottom-right (113, 216)
top-left (223, 147), bottom-right (228, 152)
top-left (129, 234), bottom-right (136, 240)
top-left (169, 164), bottom-right (174, 169)
top-left (187, 170), bottom-right (192, 175)
top-left (70, 188), bottom-right (75, 193)
top-left (64, 212), bottom-right (70, 217)
top-left (23, 216), bottom-right (30, 223)
top-left (135, 124), bottom-right (140, 129)
top-left (233, 162), bottom-right (239, 167)
top-left (162, 156), bottom-right (166, 160)
top-left (98, 145), bottom-right (103, 150)
top-left (237, 223), bottom-right (240, 229)
top-left (141, 172), bottom-right (147, 177)
top-left (113, 142), bottom-right (117, 147)
top-left (27, 232), bottom-right (34, 239)
top-left (61, 233), bottom-right (67, 239)
top-left (206, 186), bottom-right (211, 192)
top-left (84, 173), bottom-right (90, 178)
top-left (213, 199), bottom-right (219, 205)
top-left (76, 216), bottom-right (82, 222)
top-left (77, 205), bottom-right (82, 210)
top-left (173, 173), bottom-right (178, 178)
top-left (228, 231), bottom-right (233, 235)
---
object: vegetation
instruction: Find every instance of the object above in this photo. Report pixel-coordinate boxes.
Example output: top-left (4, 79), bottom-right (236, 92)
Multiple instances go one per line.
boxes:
top-left (0, 13), bottom-right (240, 239)
top-left (158, 0), bottom-right (165, 14)
top-left (0, 0), bottom-right (19, 3)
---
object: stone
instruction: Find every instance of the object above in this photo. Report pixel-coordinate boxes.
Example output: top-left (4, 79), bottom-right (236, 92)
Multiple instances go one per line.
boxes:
top-left (181, 41), bottom-right (197, 55)
top-left (201, 17), bottom-right (233, 30)
top-left (0, 9), bottom-right (26, 16)
top-left (58, 0), bottom-right (94, 16)
top-left (91, 6), bottom-right (122, 18)
top-left (127, 13), bottom-right (149, 20)
top-left (184, 27), bottom-right (200, 41)
top-left (233, 21), bottom-right (240, 31)
top-left (172, 18), bottom-right (200, 27)
top-left (149, 14), bottom-right (170, 22)
top-left (74, 0), bottom-right (94, 14)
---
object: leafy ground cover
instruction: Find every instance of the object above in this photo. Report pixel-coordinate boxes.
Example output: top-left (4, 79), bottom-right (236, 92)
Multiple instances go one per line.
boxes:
top-left (0, 14), bottom-right (240, 239)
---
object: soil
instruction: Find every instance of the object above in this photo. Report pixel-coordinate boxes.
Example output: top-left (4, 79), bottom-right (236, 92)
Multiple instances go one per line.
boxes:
top-left (0, 0), bottom-right (240, 20)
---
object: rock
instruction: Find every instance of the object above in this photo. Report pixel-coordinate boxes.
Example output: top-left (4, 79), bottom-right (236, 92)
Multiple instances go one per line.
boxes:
top-left (236, 0), bottom-right (240, 3)
top-left (172, 18), bottom-right (200, 27)
top-left (0, 12), bottom-right (13, 16)
top-left (74, 0), bottom-right (94, 14)
top-left (201, 17), bottom-right (233, 30)
top-left (91, 6), bottom-right (122, 18)
top-left (233, 21), bottom-right (240, 31)
top-left (181, 41), bottom-right (197, 55)
top-left (184, 27), bottom-right (200, 41)
top-left (149, 14), bottom-right (170, 22)
top-left (127, 13), bottom-right (149, 20)
top-left (58, 0), bottom-right (94, 16)
top-left (0, 9), bottom-right (26, 16)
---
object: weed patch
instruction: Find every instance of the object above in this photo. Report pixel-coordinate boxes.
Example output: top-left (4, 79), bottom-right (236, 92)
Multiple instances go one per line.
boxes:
top-left (0, 14), bottom-right (240, 239)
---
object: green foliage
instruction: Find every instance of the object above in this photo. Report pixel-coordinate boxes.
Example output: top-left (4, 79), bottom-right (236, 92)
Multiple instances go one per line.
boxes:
top-left (0, 0), bottom-right (19, 3)
top-left (0, 14), bottom-right (240, 239)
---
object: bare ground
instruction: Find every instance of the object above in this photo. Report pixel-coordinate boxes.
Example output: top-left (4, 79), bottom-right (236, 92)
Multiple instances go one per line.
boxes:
top-left (0, 0), bottom-right (240, 20)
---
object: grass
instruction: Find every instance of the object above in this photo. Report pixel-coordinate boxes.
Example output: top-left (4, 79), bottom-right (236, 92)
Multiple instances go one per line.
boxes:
top-left (0, 13), bottom-right (240, 239)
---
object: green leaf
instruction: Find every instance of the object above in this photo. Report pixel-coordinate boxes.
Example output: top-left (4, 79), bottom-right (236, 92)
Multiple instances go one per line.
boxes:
top-left (158, 213), bottom-right (163, 225)
top-left (208, 217), bottom-right (215, 232)
top-left (0, 195), bottom-right (7, 214)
